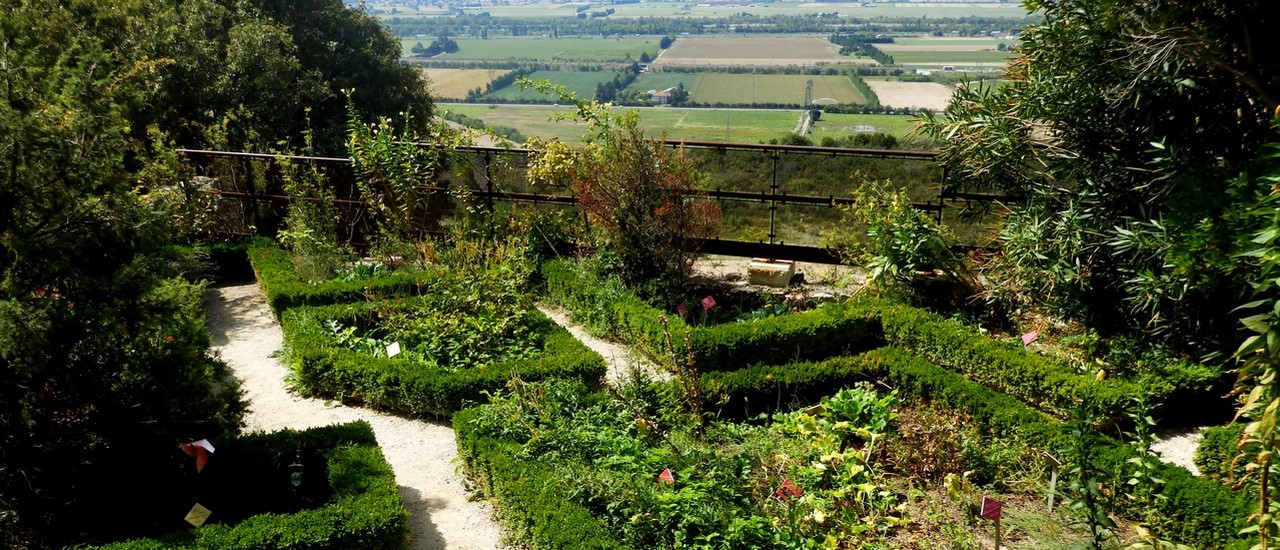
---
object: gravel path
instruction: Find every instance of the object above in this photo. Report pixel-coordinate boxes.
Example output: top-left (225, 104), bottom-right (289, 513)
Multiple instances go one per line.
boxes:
top-left (205, 283), bottom-right (507, 550)
top-left (1153, 427), bottom-right (1206, 476)
top-left (537, 304), bottom-right (664, 383)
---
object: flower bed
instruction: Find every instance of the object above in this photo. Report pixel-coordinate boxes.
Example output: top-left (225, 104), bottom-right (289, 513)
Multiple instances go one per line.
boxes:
top-left (92, 421), bottom-right (407, 549)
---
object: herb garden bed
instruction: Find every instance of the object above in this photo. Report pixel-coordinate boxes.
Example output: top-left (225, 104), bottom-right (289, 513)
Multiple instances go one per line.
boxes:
top-left (92, 421), bottom-right (407, 549)
top-left (541, 259), bottom-right (1227, 423)
top-left (248, 239), bottom-right (440, 314)
top-left (457, 348), bottom-right (1250, 549)
top-left (282, 298), bottom-right (605, 416)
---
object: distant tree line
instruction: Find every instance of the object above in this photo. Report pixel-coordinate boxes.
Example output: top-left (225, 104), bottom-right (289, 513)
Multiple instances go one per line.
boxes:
top-left (411, 35), bottom-right (460, 56)
top-left (595, 63), bottom-right (642, 102)
top-left (383, 14), bottom-right (1034, 41)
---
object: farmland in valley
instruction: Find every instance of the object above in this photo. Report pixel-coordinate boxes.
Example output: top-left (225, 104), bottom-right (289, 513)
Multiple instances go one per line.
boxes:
top-left (402, 36), bottom-right (662, 61)
top-left (863, 81), bottom-right (954, 111)
top-left (807, 113), bottom-right (920, 141)
top-left (373, 2), bottom-right (1034, 19)
top-left (422, 68), bottom-right (511, 100)
top-left (872, 36), bottom-right (1017, 68)
top-left (653, 35), bottom-right (846, 67)
top-left (630, 72), bottom-right (698, 94)
top-left (481, 70), bottom-right (625, 102)
top-left (687, 74), bottom-right (866, 105)
top-left (442, 103), bottom-right (921, 144)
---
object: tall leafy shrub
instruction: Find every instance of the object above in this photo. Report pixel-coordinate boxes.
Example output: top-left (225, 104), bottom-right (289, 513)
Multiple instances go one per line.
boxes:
top-left (0, 5), bottom-right (244, 546)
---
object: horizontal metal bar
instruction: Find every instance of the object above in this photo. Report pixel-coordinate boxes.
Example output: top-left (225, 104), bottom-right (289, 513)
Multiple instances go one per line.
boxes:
top-left (693, 238), bottom-right (844, 264)
top-left (177, 149), bottom-right (353, 164)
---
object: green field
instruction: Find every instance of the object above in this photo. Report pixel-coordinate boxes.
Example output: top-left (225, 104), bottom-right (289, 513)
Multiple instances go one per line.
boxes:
top-left (401, 36), bottom-right (662, 61)
top-left (630, 72), bottom-right (698, 93)
top-left (885, 49), bottom-right (1015, 66)
top-left (442, 103), bottom-right (921, 144)
top-left (808, 113), bottom-right (920, 141)
top-left (482, 70), bottom-right (624, 102)
top-left (382, 2), bottom-right (1034, 19)
top-left (688, 74), bottom-right (865, 105)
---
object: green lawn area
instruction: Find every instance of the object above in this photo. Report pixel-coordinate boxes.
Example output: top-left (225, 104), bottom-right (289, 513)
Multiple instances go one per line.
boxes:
top-left (482, 70), bottom-right (625, 102)
top-left (403, 36), bottom-right (662, 61)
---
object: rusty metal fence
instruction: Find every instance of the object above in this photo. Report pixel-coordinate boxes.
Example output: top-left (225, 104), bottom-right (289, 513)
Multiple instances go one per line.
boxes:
top-left (179, 140), bottom-right (997, 264)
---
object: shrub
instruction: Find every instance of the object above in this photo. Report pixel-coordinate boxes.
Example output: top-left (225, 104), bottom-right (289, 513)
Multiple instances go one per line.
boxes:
top-left (248, 239), bottom-right (436, 314)
top-left (698, 348), bottom-right (1251, 548)
top-left (282, 299), bottom-right (605, 416)
top-left (1196, 424), bottom-right (1251, 486)
top-left (454, 408), bottom-right (626, 550)
top-left (91, 421), bottom-right (407, 549)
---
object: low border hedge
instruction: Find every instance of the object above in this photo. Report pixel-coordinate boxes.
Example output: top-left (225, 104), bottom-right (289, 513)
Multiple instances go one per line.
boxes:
top-left (248, 239), bottom-right (437, 315)
top-left (454, 408), bottom-right (626, 550)
top-left (701, 348), bottom-right (1251, 549)
top-left (282, 299), bottom-right (606, 416)
top-left (542, 259), bottom-right (884, 371)
top-left (542, 259), bottom-right (1226, 420)
top-left (93, 421), bottom-right (407, 549)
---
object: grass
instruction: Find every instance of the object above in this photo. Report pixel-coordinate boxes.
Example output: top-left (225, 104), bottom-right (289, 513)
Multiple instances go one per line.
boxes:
top-left (422, 68), bottom-right (512, 99)
top-left (441, 103), bottom-right (923, 144)
top-left (657, 35), bottom-right (845, 65)
top-left (404, 36), bottom-right (662, 61)
top-left (382, 2), bottom-right (1037, 19)
top-left (886, 49), bottom-right (1016, 66)
top-left (688, 73), bottom-right (865, 105)
top-left (630, 72), bottom-right (698, 93)
top-left (808, 113), bottom-right (920, 141)
top-left (483, 70), bottom-right (625, 102)
top-left (441, 104), bottom-right (811, 143)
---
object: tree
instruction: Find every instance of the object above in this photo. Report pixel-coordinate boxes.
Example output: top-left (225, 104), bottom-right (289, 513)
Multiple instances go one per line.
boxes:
top-left (920, 0), bottom-right (1280, 352)
top-left (659, 35), bottom-right (674, 49)
top-left (1, 2), bottom-right (244, 545)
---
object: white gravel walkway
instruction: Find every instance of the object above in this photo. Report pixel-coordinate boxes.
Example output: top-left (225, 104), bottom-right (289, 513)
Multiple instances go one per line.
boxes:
top-left (537, 303), bottom-right (665, 383)
top-left (205, 283), bottom-right (507, 550)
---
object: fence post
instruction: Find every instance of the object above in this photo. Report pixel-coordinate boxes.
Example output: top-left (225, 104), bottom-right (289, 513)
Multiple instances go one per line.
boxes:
top-left (769, 150), bottom-right (779, 246)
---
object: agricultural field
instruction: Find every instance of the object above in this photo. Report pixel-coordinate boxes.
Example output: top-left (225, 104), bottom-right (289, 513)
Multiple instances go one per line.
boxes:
top-left (864, 81), bottom-right (955, 111)
top-left (374, 2), bottom-right (1035, 19)
top-left (482, 70), bottom-right (624, 102)
top-left (653, 35), bottom-right (847, 67)
top-left (443, 104), bottom-right (811, 143)
top-left (686, 73), bottom-right (866, 105)
top-left (629, 72), bottom-right (698, 94)
top-left (873, 37), bottom-right (1016, 68)
top-left (807, 113), bottom-right (921, 141)
top-left (422, 68), bottom-right (511, 100)
top-left (402, 36), bottom-right (662, 61)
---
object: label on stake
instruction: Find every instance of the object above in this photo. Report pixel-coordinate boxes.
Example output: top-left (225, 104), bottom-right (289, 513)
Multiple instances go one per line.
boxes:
top-left (980, 496), bottom-right (1002, 521)
top-left (184, 503), bottom-right (212, 527)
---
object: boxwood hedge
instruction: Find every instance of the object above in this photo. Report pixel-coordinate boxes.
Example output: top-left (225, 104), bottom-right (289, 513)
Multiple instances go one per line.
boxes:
top-left (542, 259), bottom-right (1227, 420)
top-left (282, 298), bottom-right (606, 416)
top-left (700, 348), bottom-right (1251, 549)
top-left (248, 239), bottom-right (438, 315)
top-left (454, 408), bottom-right (625, 550)
top-left (92, 421), bottom-right (407, 549)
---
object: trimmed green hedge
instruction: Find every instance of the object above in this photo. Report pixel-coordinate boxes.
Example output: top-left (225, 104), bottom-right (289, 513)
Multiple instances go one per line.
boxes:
top-left (1196, 424), bottom-right (1251, 486)
top-left (454, 408), bottom-right (626, 550)
top-left (282, 299), bottom-right (606, 416)
top-left (700, 348), bottom-right (1251, 548)
top-left (94, 421), bottom-right (407, 549)
top-left (873, 302), bottom-right (1225, 420)
top-left (248, 239), bottom-right (437, 315)
top-left (542, 260), bottom-right (884, 371)
top-left (543, 259), bottom-right (1225, 420)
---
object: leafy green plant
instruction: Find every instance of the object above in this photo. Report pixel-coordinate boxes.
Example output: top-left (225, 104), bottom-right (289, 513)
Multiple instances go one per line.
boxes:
top-left (1064, 403), bottom-right (1117, 548)
top-left (522, 79), bottom-right (721, 290)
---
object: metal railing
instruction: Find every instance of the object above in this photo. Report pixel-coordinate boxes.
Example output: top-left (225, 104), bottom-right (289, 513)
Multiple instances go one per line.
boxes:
top-left (179, 139), bottom-right (998, 264)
